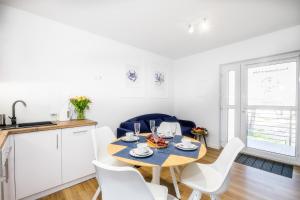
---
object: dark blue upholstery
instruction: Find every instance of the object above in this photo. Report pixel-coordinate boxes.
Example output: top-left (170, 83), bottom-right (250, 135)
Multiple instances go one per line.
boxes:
top-left (122, 121), bottom-right (149, 132)
top-left (117, 113), bottom-right (196, 138)
top-left (163, 116), bottom-right (178, 122)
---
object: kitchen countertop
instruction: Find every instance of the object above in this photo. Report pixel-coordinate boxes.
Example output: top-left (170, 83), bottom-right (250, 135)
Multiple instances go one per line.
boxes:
top-left (0, 119), bottom-right (97, 148)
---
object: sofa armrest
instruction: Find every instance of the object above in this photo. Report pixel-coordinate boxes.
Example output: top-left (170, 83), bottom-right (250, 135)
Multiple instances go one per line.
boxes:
top-left (178, 119), bottom-right (196, 128)
top-left (117, 127), bottom-right (131, 138)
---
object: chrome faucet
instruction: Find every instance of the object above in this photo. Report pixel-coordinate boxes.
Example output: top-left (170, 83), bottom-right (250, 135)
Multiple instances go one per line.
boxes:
top-left (9, 100), bottom-right (27, 125)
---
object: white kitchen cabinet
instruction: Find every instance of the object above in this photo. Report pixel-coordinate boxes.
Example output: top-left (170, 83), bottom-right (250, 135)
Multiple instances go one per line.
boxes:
top-left (61, 126), bottom-right (95, 183)
top-left (1, 136), bottom-right (14, 200)
top-left (14, 130), bottom-right (61, 199)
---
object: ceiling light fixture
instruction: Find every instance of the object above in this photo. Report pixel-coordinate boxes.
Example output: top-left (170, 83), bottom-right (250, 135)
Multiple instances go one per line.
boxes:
top-left (188, 24), bottom-right (194, 34)
top-left (200, 18), bottom-right (209, 31)
top-left (187, 17), bottom-right (210, 34)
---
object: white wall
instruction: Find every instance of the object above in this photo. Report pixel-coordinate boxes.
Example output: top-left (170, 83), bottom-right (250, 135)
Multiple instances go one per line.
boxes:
top-left (173, 25), bottom-right (300, 148)
top-left (1, 4), bottom-right (299, 144)
top-left (0, 5), bottom-right (174, 132)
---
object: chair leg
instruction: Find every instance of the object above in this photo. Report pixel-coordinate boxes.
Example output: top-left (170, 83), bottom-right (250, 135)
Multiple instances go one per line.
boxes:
top-left (188, 190), bottom-right (202, 200)
top-left (92, 187), bottom-right (101, 200)
top-left (169, 167), bottom-right (181, 199)
top-left (210, 194), bottom-right (220, 200)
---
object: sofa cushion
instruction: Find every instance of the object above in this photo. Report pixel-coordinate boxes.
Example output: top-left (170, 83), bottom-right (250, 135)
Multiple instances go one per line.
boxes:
top-left (181, 126), bottom-right (194, 137)
top-left (122, 121), bottom-right (149, 132)
top-left (163, 116), bottom-right (178, 122)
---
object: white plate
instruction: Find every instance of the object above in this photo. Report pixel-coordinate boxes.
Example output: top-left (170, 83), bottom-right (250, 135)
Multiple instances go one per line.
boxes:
top-left (129, 148), bottom-right (153, 158)
top-left (175, 143), bottom-right (198, 151)
top-left (121, 136), bottom-right (139, 142)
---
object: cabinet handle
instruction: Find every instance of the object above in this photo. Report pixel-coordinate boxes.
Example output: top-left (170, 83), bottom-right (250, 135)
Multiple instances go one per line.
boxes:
top-left (5, 158), bottom-right (8, 183)
top-left (73, 130), bottom-right (88, 135)
top-left (56, 134), bottom-right (59, 149)
top-left (0, 159), bottom-right (9, 183)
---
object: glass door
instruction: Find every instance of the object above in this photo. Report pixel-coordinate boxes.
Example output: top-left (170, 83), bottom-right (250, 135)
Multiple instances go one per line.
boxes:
top-left (220, 64), bottom-right (240, 147)
top-left (241, 58), bottom-right (298, 157)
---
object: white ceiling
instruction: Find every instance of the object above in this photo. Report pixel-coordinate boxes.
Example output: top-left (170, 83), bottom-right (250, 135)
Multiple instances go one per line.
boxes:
top-left (1, 0), bottom-right (300, 59)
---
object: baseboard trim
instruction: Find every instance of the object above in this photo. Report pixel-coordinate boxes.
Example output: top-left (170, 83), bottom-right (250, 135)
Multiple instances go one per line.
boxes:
top-left (19, 174), bottom-right (96, 200)
top-left (207, 143), bottom-right (221, 150)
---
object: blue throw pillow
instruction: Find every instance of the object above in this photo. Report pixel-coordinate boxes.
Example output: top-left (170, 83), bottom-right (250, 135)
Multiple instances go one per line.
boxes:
top-left (163, 116), bottom-right (178, 122)
top-left (122, 121), bottom-right (150, 133)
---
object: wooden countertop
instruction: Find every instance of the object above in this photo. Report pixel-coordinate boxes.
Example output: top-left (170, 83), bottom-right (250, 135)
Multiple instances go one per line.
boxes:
top-left (0, 119), bottom-right (97, 148)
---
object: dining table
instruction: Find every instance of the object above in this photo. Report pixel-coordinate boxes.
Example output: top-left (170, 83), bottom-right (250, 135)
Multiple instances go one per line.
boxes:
top-left (108, 133), bottom-right (207, 199)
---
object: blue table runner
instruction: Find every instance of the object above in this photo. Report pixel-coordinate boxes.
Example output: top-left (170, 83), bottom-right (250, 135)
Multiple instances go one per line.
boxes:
top-left (160, 135), bottom-right (201, 159)
top-left (112, 135), bottom-right (201, 165)
top-left (113, 147), bottom-right (169, 165)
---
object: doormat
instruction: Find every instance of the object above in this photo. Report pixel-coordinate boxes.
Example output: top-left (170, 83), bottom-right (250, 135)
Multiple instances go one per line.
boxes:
top-left (235, 153), bottom-right (293, 178)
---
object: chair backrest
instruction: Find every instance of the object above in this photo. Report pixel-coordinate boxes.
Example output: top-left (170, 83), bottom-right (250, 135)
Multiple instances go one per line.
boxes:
top-left (91, 126), bottom-right (116, 161)
top-left (158, 122), bottom-right (182, 135)
top-left (93, 160), bottom-right (155, 200)
top-left (212, 137), bottom-right (245, 177)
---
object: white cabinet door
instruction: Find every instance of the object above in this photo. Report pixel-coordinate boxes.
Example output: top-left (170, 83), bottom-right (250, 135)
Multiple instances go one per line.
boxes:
top-left (14, 130), bottom-right (61, 199)
top-left (1, 136), bottom-right (15, 200)
top-left (62, 126), bottom-right (95, 183)
top-left (6, 138), bottom-right (15, 200)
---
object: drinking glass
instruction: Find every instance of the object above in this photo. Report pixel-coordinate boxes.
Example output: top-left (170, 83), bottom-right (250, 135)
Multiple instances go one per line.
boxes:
top-left (152, 126), bottom-right (159, 152)
top-left (170, 123), bottom-right (177, 136)
top-left (134, 122), bottom-right (140, 137)
top-left (170, 123), bottom-right (177, 146)
top-left (150, 120), bottom-right (155, 134)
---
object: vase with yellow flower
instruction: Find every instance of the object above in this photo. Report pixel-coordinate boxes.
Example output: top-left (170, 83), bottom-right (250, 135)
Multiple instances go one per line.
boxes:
top-left (69, 96), bottom-right (92, 120)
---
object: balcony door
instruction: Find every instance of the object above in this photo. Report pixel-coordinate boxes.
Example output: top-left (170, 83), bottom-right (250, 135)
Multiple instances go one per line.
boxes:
top-left (220, 64), bottom-right (241, 146)
top-left (221, 51), bottom-right (300, 164)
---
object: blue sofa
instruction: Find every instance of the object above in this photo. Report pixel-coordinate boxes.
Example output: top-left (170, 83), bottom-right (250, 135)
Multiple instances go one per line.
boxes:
top-left (117, 113), bottom-right (196, 138)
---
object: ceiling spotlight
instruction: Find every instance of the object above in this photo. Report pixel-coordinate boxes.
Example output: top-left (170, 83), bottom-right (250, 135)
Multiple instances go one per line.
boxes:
top-left (200, 18), bottom-right (209, 31)
top-left (188, 24), bottom-right (194, 34)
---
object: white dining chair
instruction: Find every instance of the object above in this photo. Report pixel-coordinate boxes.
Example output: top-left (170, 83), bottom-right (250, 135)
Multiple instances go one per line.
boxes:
top-left (180, 137), bottom-right (245, 200)
top-left (92, 160), bottom-right (177, 200)
top-left (158, 122), bottom-right (182, 136)
top-left (157, 121), bottom-right (182, 198)
top-left (91, 126), bottom-right (129, 200)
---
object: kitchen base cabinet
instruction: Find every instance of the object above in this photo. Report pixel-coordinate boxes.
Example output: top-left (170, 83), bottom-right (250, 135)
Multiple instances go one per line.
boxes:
top-left (62, 126), bottom-right (95, 183)
top-left (14, 130), bottom-right (62, 200)
top-left (1, 136), bottom-right (14, 200)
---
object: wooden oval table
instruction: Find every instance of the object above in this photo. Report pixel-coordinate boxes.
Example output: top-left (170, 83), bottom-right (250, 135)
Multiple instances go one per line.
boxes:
top-left (108, 134), bottom-right (207, 199)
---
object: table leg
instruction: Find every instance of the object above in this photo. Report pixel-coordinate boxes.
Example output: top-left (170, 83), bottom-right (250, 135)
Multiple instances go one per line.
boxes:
top-left (202, 135), bottom-right (208, 147)
top-left (170, 167), bottom-right (181, 199)
top-left (151, 166), bottom-right (161, 184)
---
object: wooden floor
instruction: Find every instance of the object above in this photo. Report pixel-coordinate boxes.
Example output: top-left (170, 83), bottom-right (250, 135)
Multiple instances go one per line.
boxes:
top-left (40, 148), bottom-right (300, 200)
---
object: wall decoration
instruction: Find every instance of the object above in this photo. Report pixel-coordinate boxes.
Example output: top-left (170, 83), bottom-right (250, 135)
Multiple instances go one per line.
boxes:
top-left (121, 64), bottom-right (145, 98)
top-left (126, 69), bottom-right (138, 82)
top-left (124, 64), bottom-right (143, 88)
top-left (154, 72), bottom-right (165, 85)
top-left (147, 65), bottom-right (168, 98)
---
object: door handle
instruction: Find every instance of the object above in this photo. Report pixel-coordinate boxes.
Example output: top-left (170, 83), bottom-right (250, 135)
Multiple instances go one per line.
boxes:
top-left (5, 158), bottom-right (8, 183)
top-left (73, 130), bottom-right (88, 135)
top-left (56, 134), bottom-right (59, 149)
top-left (0, 159), bottom-right (9, 184)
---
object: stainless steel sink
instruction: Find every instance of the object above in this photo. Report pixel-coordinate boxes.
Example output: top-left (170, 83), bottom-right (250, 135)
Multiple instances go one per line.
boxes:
top-left (18, 121), bottom-right (56, 128)
top-left (0, 121), bottom-right (56, 130)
